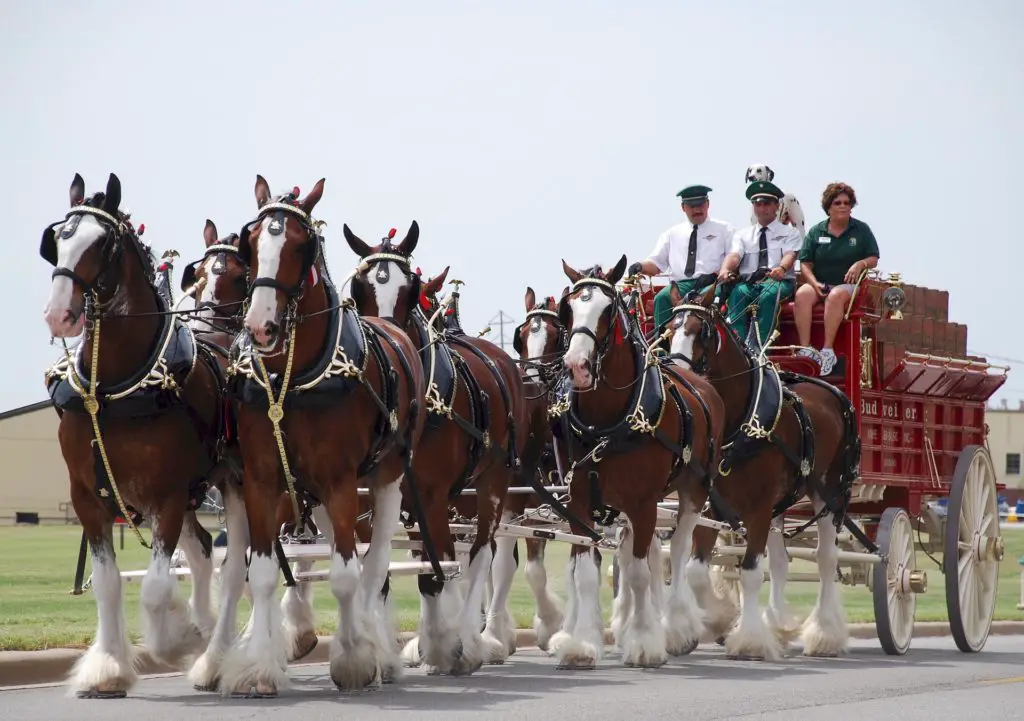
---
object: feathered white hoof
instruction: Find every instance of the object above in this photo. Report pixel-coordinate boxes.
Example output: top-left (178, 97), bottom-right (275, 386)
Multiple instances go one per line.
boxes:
top-left (724, 619), bottom-right (782, 661)
top-left (555, 636), bottom-right (602, 670)
top-left (68, 645), bottom-right (138, 699)
top-left (764, 607), bottom-right (802, 647)
top-left (218, 642), bottom-right (289, 698)
top-left (399, 635), bottom-right (422, 668)
top-left (534, 610), bottom-right (563, 652)
top-left (330, 636), bottom-right (381, 691)
top-left (664, 599), bottom-right (705, 656)
top-left (482, 613), bottom-right (516, 664)
top-left (702, 594), bottom-right (739, 639)
top-left (142, 594), bottom-right (206, 667)
top-left (800, 603), bottom-right (848, 657)
top-left (452, 631), bottom-right (485, 676)
top-left (621, 622), bottom-right (667, 668)
top-left (546, 629), bottom-right (571, 656)
top-left (187, 649), bottom-right (223, 692)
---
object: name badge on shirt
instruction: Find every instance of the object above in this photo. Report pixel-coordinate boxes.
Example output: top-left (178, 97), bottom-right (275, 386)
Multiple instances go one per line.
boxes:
top-left (817, 237), bottom-right (831, 244)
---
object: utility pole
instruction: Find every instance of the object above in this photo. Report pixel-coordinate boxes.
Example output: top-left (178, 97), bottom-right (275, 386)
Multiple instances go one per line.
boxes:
top-left (486, 310), bottom-right (516, 351)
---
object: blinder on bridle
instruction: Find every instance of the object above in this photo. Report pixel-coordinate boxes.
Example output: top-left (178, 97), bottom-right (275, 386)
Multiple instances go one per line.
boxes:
top-left (559, 275), bottom-right (623, 357)
top-left (355, 238), bottom-right (423, 321)
top-left (237, 196), bottom-right (323, 299)
top-left (39, 204), bottom-right (129, 297)
top-left (668, 301), bottom-right (722, 373)
top-left (512, 306), bottom-right (566, 356)
top-left (180, 239), bottom-right (242, 294)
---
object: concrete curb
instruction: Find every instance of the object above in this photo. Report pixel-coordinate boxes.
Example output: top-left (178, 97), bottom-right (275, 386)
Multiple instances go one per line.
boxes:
top-left (4, 621), bottom-right (1024, 690)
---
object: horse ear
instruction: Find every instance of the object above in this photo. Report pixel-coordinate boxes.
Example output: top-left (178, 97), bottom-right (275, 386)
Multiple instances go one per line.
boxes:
top-left (606, 254), bottom-right (628, 284)
top-left (203, 219), bottom-right (218, 247)
top-left (300, 178), bottom-right (325, 215)
top-left (343, 224), bottom-right (372, 258)
top-left (102, 173), bottom-right (121, 214)
top-left (700, 282), bottom-right (717, 307)
top-left (524, 286), bottom-right (536, 311)
top-left (69, 173), bottom-right (85, 207)
top-left (255, 174), bottom-right (271, 208)
top-left (397, 220), bottom-right (419, 257)
top-left (423, 265), bottom-right (449, 295)
top-left (561, 259), bottom-right (582, 284)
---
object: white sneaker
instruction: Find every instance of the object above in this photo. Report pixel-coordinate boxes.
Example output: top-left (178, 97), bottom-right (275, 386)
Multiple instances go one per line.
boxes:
top-left (819, 347), bottom-right (837, 376)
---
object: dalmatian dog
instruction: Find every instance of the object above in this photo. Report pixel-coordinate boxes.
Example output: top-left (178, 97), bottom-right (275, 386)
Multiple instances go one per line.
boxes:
top-left (745, 164), bottom-right (806, 239)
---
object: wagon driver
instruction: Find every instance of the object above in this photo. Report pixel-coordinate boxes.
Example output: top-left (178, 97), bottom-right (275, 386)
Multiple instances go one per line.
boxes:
top-left (627, 184), bottom-right (736, 330)
top-left (718, 180), bottom-right (802, 348)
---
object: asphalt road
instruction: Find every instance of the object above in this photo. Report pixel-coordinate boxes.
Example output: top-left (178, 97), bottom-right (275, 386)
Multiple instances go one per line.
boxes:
top-left (3, 636), bottom-right (1023, 721)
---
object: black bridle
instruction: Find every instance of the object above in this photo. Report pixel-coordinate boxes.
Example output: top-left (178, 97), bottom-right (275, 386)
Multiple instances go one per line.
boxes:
top-left (180, 241), bottom-right (248, 335)
top-left (237, 195), bottom-right (324, 302)
top-left (351, 238), bottom-right (422, 324)
top-left (559, 276), bottom-right (624, 375)
top-left (39, 203), bottom-right (149, 318)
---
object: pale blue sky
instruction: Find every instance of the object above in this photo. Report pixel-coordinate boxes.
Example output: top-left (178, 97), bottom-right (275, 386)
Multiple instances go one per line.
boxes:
top-left (2, 0), bottom-right (1022, 411)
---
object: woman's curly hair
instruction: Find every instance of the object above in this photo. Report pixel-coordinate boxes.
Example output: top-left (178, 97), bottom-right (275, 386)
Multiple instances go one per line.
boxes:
top-left (821, 182), bottom-right (857, 215)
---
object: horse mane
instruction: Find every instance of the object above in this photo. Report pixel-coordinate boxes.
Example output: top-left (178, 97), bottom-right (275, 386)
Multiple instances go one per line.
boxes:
top-left (82, 191), bottom-right (158, 287)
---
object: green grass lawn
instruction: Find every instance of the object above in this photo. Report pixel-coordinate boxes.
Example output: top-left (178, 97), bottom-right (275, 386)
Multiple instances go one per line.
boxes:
top-left (1, 523), bottom-right (1022, 651)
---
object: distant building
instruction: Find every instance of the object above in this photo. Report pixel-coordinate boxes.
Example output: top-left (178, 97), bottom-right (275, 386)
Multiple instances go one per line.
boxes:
top-left (0, 401), bottom-right (73, 524)
top-left (985, 399), bottom-right (1024, 501)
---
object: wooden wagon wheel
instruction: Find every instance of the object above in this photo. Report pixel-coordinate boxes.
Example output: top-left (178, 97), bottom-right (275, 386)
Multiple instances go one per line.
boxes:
top-left (944, 445), bottom-right (1003, 653)
top-left (872, 507), bottom-right (923, 655)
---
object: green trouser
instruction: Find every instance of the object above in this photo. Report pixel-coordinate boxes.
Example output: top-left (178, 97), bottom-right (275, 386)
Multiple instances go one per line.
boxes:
top-left (653, 278), bottom-right (715, 330)
top-left (725, 278), bottom-right (796, 348)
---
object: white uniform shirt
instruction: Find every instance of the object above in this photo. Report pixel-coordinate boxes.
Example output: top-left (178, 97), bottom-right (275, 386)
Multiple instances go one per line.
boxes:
top-left (729, 219), bottom-right (802, 280)
top-left (647, 217), bottom-right (736, 281)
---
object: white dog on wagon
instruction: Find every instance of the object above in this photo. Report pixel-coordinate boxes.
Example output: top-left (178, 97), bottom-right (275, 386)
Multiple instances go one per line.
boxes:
top-left (744, 165), bottom-right (806, 240)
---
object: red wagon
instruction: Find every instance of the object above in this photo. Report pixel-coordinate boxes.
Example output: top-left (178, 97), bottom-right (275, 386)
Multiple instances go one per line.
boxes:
top-left (628, 269), bottom-right (1009, 655)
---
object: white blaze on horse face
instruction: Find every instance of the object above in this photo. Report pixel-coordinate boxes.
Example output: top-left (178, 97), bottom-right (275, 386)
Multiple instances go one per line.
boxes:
top-left (368, 261), bottom-right (402, 319)
top-left (669, 311), bottom-right (696, 370)
top-left (188, 256), bottom-right (220, 333)
top-left (43, 214), bottom-right (106, 338)
top-left (561, 290), bottom-right (606, 376)
top-left (525, 320), bottom-right (548, 381)
top-left (245, 216), bottom-right (284, 345)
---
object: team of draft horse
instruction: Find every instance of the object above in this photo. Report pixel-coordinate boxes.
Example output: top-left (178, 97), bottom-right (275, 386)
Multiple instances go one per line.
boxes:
top-left (37, 172), bottom-right (862, 700)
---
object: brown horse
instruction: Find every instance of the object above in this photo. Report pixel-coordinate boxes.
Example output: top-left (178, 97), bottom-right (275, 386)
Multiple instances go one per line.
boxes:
top-left (549, 257), bottom-right (722, 668)
top-left (501, 286), bottom-right (572, 650)
top-left (219, 176), bottom-right (426, 697)
top-left (40, 173), bottom-right (228, 698)
top-left (665, 282), bottom-right (861, 660)
top-left (172, 219), bottom-right (253, 691)
top-left (343, 224), bottom-right (532, 673)
top-left (179, 219), bottom-right (382, 689)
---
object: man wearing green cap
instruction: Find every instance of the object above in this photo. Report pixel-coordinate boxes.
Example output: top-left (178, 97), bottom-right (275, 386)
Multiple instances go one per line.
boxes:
top-left (628, 184), bottom-right (736, 330)
top-left (718, 180), bottom-right (802, 348)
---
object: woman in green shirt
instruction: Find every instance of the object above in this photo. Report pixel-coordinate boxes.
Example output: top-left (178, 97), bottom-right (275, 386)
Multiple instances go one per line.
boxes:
top-left (793, 182), bottom-right (879, 376)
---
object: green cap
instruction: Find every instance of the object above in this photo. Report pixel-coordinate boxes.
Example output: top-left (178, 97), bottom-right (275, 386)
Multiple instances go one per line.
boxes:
top-left (746, 180), bottom-right (784, 202)
top-left (676, 184), bottom-right (712, 205)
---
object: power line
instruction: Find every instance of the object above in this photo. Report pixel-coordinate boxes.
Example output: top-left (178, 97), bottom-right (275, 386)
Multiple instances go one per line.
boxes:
top-left (484, 310), bottom-right (516, 350)
top-left (968, 350), bottom-right (1024, 365)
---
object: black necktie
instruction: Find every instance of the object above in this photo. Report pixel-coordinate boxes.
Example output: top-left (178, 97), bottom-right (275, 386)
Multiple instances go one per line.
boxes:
top-left (758, 226), bottom-right (769, 269)
top-left (684, 224), bottom-right (698, 276)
